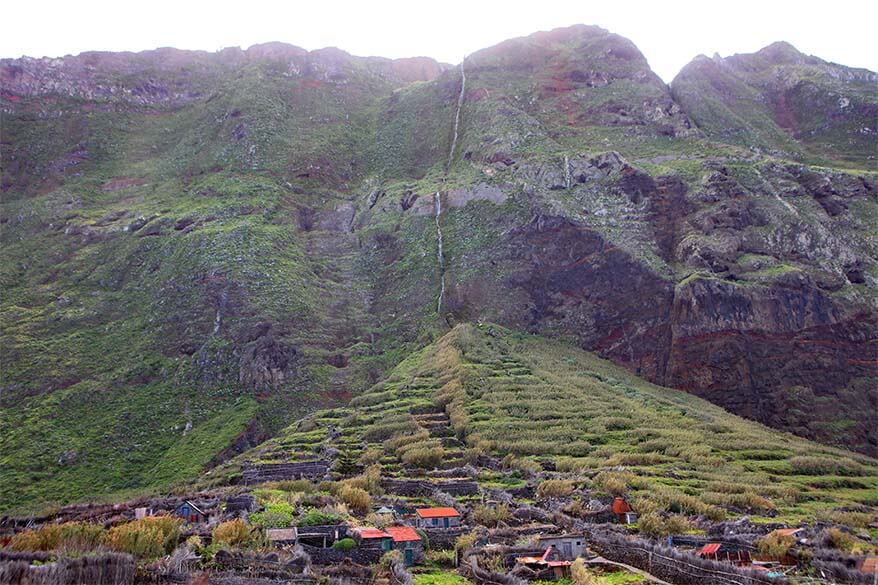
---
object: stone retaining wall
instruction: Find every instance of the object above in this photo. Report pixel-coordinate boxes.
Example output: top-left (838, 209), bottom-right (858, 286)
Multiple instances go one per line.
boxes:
top-left (242, 461), bottom-right (331, 485)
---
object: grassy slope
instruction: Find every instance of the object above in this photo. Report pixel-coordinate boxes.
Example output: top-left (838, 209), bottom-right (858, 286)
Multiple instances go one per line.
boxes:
top-left (671, 45), bottom-right (878, 168)
top-left (2, 28), bottom-right (875, 514)
top-left (225, 323), bottom-right (878, 525)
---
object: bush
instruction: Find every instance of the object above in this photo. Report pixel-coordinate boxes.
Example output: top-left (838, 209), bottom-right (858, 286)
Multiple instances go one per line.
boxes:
top-left (536, 479), bottom-right (575, 499)
top-left (701, 491), bottom-right (775, 512)
top-left (338, 485), bottom-right (371, 514)
top-left (104, 517), bottom-right (181, 559)
top-left (401, 446), bottom-right (444, 468)
top-left (298, 508), bottom-right (342, 526)
top-left (8, 522), bottom-right (105, 553)
top-left (637, 513), bottom-right (689, 537)
top-left (471, 504), bottom-right (511, 528)
top-left (332, 537), bottom-right (357, 550)
top-left (593, 471), bottom-right (634, 496)
top-left (212, 519), bottom-right (256, 548)
top-left (454, 531), bottom-right (478, 552)
top-left (426, 548), bottom-right (456, 568)
top-left (757, 533), bottom-right (795, 558)
top-left (360, 447), bottom-right (384, 465)
top-left (816, 510), bottom-right (874, 529)
top-left (341, 465), bottom-right (382, 494)
top-left (821, 528), bottom-right (867, 553)
top-left (250, 501), bottom-right (295, 528)
top-left (269, 479), bottom-right (315, 494)
top-left (501, 454), bottom-right (542, 475)
top-left (571, 558), bottom-right (602, 585)
top-left (789, 456), bottom-right (864, 476)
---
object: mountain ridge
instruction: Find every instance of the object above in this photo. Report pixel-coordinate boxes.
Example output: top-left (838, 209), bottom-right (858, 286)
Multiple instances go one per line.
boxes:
top-left (1, 24), bottom-right (876, 514)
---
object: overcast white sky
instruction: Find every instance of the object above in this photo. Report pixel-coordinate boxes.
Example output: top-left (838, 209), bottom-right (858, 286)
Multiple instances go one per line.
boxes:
top-left (3, 0), bottom-right (876, 82)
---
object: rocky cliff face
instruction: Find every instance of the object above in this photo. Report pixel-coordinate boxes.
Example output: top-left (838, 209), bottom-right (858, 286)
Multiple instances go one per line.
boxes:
top-left (671, 42), bottom-right (878, 166)
top-left (1, 25), bottom-right (875, 511)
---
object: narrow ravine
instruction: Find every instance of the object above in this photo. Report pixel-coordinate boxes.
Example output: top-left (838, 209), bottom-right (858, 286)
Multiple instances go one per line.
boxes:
top-left (435, 59), bottom-right (466, 315)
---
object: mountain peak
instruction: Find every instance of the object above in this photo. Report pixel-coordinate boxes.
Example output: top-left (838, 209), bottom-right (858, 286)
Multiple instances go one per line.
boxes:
top-left (752, 40), bottom-right (814, 65)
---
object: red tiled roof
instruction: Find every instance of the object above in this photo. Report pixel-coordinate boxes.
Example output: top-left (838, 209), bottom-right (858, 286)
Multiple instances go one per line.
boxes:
top-left (860, 557), bottom-right (878, 574)
top-left (699, 543), bottom-right (721, 555)
top-left (356, 528), bottom-right (391, 539)
top-left (386, 526), bottom-right (421, 542)
top-left (416, 507), bottom-right (459, 518)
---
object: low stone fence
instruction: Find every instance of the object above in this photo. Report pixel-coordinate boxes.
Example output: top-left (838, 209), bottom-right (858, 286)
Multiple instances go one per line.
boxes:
top-left (0, 551), bottom-right (135, 585)
top-left (588, 529), bottom-right (784, 585)
top-left (300, 544), bottom-right (384, 566)
top-left (210, 548), bottom-right (312, 582)
top-left (424, 527), bottom-right (468, 550)
top-left (381, 479), bottom-right (478, 497)
top-left (242, 460), bottom-right (331, 484)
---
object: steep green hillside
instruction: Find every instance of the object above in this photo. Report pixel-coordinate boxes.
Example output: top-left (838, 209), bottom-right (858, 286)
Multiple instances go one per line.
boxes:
top-left (226, 323), bottom-right (878, 526)
top-left (1, 25), bottom-right (876, 513)
top-left (671, 42), bottom-right (878, 167)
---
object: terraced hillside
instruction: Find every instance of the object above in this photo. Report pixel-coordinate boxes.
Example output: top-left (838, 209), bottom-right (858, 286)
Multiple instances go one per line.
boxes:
top-left (227, 323), bottom-right (878, 527)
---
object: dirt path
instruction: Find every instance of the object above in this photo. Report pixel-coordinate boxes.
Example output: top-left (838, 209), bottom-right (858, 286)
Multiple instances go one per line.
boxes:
top-left (586, 557), bottom-right (673, 585)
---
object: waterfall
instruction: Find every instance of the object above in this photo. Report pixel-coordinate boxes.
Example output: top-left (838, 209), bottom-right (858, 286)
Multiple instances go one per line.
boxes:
top-left (435, 59), bottom-right (466, 316)
top-left (435, 191), bottom-right (445, 314)
top-left (446, 60), bottom-right (467, 174)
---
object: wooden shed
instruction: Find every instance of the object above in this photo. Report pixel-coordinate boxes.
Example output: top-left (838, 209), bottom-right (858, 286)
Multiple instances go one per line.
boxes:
top-left (174, 500), bottom-right (206, 524)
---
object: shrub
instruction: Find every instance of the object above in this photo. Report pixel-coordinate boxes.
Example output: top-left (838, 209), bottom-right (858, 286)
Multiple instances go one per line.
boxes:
top-left (701, 491), bottom-right (775, 512)
top-left (270, 479), bottom-right (315, 494)
top-left (401, 445), bottom-right (444, 468)
top-left (757, 533), bottom-right (795, 558)
top-left (338, 485), bottom-right (371, 514)
top-left (471, 504), bottom-right (511, 528)
top-left (637, 513), bottom-right (665, 537)
top-left (8, 522), bottom-right (105, 553)
top-left (606, 452), bottom-right (667, 466)
top-left (789, 456), bottom-right (864, 476)
top-left (664, 514), bottom-right (691, 535)
top-left (635, 487), bottom-right (725, 521)
top-left (332, 537), bottom-right (356, 550)
top-left (501, 454), bottom-right (542, 475)
top-left (816, 510), bottom-right (874, 529)
top-left (427, 548), bottom-right (456, 567)
top-left (593, 471), bottom-right (634, 496)
top-left (212, 519), bottom-right (256, 548)
top-left (250, 501), bottom-right (295, 528)
top-left (360, 447), bottom-right (384, 465)
top-left (637, 513), bottom-right (690, 537)
top-left (104, 517), bottom-right (180, 559)
top-left (821, 528), bottom-right (867, 553)
top-left (7, 531), bottom-right (39, 552)
top-left (298, 508), bottom-right (342, 527)
top-left (571, 558), bottom-right (602, 585)
top-left (536, 479), bottom-right (575, 499)
top-left (454, 531), bottom-right (478, 552)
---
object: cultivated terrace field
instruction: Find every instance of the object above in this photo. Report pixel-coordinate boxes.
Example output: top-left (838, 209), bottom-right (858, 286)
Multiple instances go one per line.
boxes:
top-left (2, 324), bottom-right (876, 584)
